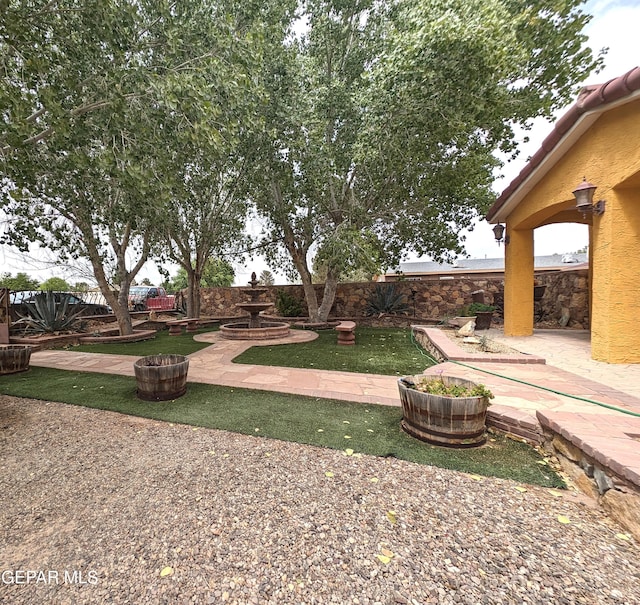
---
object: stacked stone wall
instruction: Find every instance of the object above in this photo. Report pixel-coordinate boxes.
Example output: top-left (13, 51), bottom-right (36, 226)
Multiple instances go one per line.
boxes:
top-left (199, 284), bottom-right (273, 318)
top-left (199, 268), bottom-right (589, 327)
top-left (536, 269), bottom-right (589, 328)
top-left (542, 431), bottom-right (640, 541)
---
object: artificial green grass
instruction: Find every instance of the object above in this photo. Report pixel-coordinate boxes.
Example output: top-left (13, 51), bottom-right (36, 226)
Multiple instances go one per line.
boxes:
top-left (0, 366), bottom-right (565, 488)
top-left (62, 326), bottom-right (219, 356)
top-left (61, 326), bottom-right (434, 376)
top-left (233, 327), bottom-right (436, 375)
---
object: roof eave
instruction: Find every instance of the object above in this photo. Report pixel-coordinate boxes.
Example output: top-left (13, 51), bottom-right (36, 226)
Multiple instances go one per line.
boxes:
top-left (487, 67), bottom-right (640, 224)
top-left (487, 112), bottom-right (600, 223)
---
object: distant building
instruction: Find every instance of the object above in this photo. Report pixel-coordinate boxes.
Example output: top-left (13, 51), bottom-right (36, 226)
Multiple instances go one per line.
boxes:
top-left (378, 253), bottom-right (587, 282)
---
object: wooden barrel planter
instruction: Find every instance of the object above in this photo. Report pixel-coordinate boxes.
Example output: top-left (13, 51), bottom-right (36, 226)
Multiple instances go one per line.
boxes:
top-left (0, 345), bottom-right (32, 374)
top-left (134, 354), bottom-right (189, 401)
top-left (397, 375), bottom-right (490, 448)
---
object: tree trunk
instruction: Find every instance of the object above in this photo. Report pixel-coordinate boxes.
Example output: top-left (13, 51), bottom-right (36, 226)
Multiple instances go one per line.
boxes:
top-left (283, 241), bottom-right (340, 323)
top-left (87, 248), bottom-right (134, 336)
top-left (317, 268), bottom-right (339, 322)
top-left (113, 289), bottom-right (134, 336)
top-left (186, 269), bottom-right (202, 318)
top-left (287, 245), bottom-right (320, 322)
top-left (282, 229), bottom-right (322, 322)
top-left (80, 218), bottom-right (151, 336)
top-left (301, 275), bottom-right (321, 322)
top-left (292, 258), bottom-right (339, 323)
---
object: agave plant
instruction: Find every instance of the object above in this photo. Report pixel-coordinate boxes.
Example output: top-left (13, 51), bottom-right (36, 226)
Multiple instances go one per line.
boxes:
top-left (18, 292), bottom-right (84, 333)
top-left (365, 284), bottom-right (409, 316)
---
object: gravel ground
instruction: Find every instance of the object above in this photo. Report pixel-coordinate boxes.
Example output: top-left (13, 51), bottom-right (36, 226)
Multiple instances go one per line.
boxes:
top-left (1, 395), bottom-right (639, 605)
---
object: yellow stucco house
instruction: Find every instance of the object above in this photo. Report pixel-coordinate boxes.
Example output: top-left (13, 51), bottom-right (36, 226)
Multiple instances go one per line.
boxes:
top-left (487, 67), bottom-right (640, 364)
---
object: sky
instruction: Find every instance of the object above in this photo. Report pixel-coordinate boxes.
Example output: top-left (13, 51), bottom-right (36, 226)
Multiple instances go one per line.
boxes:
top-left (2, 0), bottom-right (638, 286)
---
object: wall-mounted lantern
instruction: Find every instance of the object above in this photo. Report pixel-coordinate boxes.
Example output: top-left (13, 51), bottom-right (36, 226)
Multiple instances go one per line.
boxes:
top-left (572, 178), bottom-right (605, 216)
top-left (492, 223), bottom-right (508, 245)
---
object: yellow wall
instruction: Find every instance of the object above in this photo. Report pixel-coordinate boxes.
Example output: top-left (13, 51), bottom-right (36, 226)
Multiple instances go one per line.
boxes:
top-left (590, 187), bottom-right (640, 362)
top-left (504, 227), bottom-right (534, 335)
top-left (503, 100), bottom-right (640, 362)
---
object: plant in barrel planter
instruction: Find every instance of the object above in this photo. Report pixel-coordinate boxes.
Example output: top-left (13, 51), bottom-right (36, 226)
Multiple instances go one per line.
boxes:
top-left (465, 302), bottom-right (496, 331)
top-left (397, 375), bottom-right (494, 448)
top-left (134, 354), bottom-right (189, 401)
top-left (447, 304), bottom-right (479, 328)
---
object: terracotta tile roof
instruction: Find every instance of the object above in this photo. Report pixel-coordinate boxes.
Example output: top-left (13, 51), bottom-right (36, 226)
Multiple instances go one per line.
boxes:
top-left (487, 66), bottom-right (640, 221)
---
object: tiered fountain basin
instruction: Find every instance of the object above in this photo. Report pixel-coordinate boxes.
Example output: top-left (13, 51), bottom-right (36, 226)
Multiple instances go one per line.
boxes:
top-left (220, 320), bottom-right (290, 340)
top-left (219, 294), bottom-right (290, 340)
top-left (219, 274), bottom-right (291, 341)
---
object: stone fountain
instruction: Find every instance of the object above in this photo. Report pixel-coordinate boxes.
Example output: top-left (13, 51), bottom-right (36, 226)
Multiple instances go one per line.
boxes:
top-left (219, 272), bottom-right (290, 340)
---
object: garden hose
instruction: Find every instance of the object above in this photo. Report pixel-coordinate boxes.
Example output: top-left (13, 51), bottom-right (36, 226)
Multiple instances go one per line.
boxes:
top-left (409, 328), bottom-right (640, 419)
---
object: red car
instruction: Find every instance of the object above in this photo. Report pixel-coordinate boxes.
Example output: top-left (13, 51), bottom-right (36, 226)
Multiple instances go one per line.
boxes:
top-left (128, 286), bottom-right (175, 311)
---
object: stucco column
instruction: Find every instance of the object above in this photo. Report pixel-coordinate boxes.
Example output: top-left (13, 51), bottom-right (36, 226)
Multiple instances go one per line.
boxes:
top-left (588, 225), bottom-right (594, 327)
top-left (590, 188), bottom-right (640, 362)
top-left (503, 227), bottom-right (534, 336)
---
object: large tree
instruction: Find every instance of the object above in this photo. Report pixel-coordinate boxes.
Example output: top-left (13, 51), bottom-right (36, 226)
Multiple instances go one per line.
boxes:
top-left (149, 2), bottom-right (296, 318)
top-left (158, 143), bottom-right (252, 318)
top-left (0, 0), bottom-right (261, 334)
top-left (248, 0), bottom-right (603, 322)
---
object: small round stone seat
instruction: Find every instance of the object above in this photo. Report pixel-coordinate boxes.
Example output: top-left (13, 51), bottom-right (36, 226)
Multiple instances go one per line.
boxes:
top-left (335, 321), bottom-right (356, 345)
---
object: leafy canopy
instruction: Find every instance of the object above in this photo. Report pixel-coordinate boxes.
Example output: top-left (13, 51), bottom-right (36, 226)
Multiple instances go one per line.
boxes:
top-left (167, 259), bottom-right (235, 291)
top-left (0, 0), bottom-right (270, 332)
top-left (247, 0), bottom-right (602, 321)
top-left (39, 277), bottom-right (71, 292)
top-left (0, 272), bottom-right (40, 291)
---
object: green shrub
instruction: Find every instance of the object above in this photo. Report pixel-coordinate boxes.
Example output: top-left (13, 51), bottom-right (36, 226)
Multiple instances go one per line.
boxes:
top-left (275, 289), bottom-right (304, 317)
top-left (365, 284), bottom-right (409, 316)
top-left (467, 302), bottom-right (496, 314)
top-left (459, 302), bottom-right (496, 316)
top-left (411, 377), bottom-right (494, 400)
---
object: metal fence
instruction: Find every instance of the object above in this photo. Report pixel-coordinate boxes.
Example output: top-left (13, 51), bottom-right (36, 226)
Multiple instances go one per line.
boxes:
top-left (9, 290), bottom-right (110, 305)
top-left (8, 290), bottom-right (113, 321)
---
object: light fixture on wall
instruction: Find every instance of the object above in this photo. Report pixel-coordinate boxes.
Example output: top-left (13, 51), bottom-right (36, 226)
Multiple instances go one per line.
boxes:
top-left (572, 177), bottom-right (605, 216)
top-left (492, 223), bottom-right (508, 245)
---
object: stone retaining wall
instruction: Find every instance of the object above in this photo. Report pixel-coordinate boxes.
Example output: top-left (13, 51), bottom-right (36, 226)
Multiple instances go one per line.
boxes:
top-left (200, 268), bottom-right (589, 327)
top-left (540, 431), bottom-right (640, 541)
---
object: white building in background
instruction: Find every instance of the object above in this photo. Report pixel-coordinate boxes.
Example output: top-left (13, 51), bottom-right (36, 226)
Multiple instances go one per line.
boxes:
top-left (378, 253), bottom-right (588, 282)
